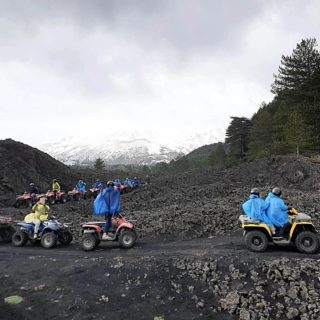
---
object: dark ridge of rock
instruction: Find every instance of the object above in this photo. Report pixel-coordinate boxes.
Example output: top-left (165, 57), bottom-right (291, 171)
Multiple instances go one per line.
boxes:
top-left (0, 139), bottom-right (78, 205)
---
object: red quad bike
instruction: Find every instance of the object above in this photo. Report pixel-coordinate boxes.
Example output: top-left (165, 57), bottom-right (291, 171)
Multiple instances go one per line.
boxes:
top-left (68, 188), bottom-right (87, 201)
top-left (14, 192), bottom-right (45, 208)
top-left (0, 215), bottom-right (15, 242)
top-left (88, 188), bottom-right (101, 199)
top-left (80, 214), bottom-right (137, 251)
top-left (46, 190), bottom-right (67, 205)
top-left (114, 185), bottom-right (129, 194)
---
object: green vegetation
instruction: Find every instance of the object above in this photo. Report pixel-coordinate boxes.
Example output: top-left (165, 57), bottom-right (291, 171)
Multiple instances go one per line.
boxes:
top-left (226, 37), bottom-right (320, 162)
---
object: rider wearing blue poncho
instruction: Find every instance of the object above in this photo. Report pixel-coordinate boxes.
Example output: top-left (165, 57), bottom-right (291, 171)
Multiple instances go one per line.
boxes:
top-left (124, 178), bottom-right (133, 188)
top-left (265, 187), bottom-right (289, 228)
top-left (242, 188), bottom-right (273, 227)
top-left (76, 180), bottom-right (86, 193)
top-left (114, 179), bottom-right (122, 187)
top-left (92, 179), bottom-right (104, 189)
top-left (101, 181), bottom-right (121, 240)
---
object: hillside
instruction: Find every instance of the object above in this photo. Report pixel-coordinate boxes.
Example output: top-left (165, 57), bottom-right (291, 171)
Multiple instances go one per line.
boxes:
top-left (0, 139), bottom-right (79, 204)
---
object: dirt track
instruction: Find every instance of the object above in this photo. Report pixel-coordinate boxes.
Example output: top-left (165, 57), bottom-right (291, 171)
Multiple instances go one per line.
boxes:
top-left (1, 232), bottom-right (320, 320)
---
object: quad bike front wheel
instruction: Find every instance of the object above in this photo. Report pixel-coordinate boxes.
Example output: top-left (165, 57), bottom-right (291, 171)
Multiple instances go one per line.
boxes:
top-left (81, 234), bottom-right (98, 251)
top-left (12, 230), bottom-right (28, 247)
top-left (295, 231), bottom-right (319, 254)
top-left (244, 230), bottom-right (268, 252)
top-left (58, 230), bottom-right (73, 245)
top-left (119, 230), bottom-right (137, 249)
top-left (41, 232), bottom-right (57, 249)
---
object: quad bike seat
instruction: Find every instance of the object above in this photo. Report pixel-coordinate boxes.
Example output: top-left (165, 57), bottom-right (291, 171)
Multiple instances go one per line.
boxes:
top-left (239, 215), bottom-right (262, 225)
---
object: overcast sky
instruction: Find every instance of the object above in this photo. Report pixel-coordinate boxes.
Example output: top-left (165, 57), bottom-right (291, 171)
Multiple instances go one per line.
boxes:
top-left (0, 0), bottom-right (319, 146)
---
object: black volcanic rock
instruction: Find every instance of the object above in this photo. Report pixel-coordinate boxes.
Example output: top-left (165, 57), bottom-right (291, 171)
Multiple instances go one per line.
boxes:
top-left (0, 139), bottom-right (77, 205)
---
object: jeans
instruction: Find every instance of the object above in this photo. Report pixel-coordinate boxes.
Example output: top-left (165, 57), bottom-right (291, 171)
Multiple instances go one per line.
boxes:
top-left (104, 214), bottom-right (112, 233)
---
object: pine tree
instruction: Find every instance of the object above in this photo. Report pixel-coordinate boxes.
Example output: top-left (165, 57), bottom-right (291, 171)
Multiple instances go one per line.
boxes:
top-left (283, 110), bottom-right (312, 155)
top-left (248, 109), bottom-right (273, 158)
top-left (271, 38), bottom-right (320, 102)
top-left (225, 117), bottom-right (251, 161)
top-left (94, 158), bottom-right (105, 171)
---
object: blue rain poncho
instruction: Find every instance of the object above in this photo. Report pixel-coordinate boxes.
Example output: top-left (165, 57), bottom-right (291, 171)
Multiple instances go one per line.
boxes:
top-left (76, 181), bottom-right (86, 193)
top-left (114, 179), bottom-right (122, 187)
top-left (265, 193), bottom-right (289, 228)
top-left (93, 186), bottom-right (121, 216)
top-left (242, 195), bottom-right (272, 226)
top-left (124, 179), bottom-right (133, 187)
top-left (92, 182), bottom-right (104, 189)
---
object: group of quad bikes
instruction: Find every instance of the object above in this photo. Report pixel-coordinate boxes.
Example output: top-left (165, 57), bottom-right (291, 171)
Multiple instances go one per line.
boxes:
top-left (2, 202), bottom-right (318, 254)
top-left (0, 213), bottom-right (137, 251)
top-left (14, 183), bottom-right (136, 208)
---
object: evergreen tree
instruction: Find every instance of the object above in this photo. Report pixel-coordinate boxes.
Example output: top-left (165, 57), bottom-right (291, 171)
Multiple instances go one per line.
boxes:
top-left (248, 109), bottom-right (273, 158)
top-left (225, 117), bottom-right (251, 161)
top-left (208, 143), bottom-right (226, 168)
top-left (271, 38), bottom-right (320, 102)
top-left (283, 110), bottom-right (312, 155)
top-left (94, 157), bottom-right (105, 171)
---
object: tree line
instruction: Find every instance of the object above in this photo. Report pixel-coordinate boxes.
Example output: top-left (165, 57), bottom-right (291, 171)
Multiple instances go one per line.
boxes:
top-left (210, 38), bottom-right (320, 166)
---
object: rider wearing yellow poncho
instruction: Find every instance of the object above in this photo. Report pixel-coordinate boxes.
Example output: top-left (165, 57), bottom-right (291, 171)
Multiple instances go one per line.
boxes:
top-left (24, 196), bottom-right (50, 238)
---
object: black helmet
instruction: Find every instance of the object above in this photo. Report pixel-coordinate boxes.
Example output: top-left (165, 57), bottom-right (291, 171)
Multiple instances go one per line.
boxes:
top-left (106, 180), bottom-right (114, 187)
top-left (272, 187), bottom-right (282, 196)
top-left (250, 188), bottom-right (260, 195)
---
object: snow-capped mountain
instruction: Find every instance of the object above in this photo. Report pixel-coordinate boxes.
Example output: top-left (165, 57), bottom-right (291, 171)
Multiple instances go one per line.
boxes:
top-left (40, 131), bottom-right (220, 166)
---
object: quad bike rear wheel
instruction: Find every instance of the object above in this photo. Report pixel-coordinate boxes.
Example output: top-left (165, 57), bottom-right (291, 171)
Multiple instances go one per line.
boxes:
top-left (81, 234), bottom-right (98, 251)
top-left (245, 230), bottom-right (268, 252)
top-left (60, 196), bottom-right (67, 204)
top-left (48, 197), bottom-right (55, 205)
top-left (41, 232), bottom-right (57, 249)
top-left (0, 226), bottom-right (15, 243)
top-left (119, 230), bottom-right (137, 249)
top-left (295, 231), bottom-right (319, 254)
top-left (12, 230), bottom-right (28, 247)
top-left (58, 230), bottom-right (73, 245)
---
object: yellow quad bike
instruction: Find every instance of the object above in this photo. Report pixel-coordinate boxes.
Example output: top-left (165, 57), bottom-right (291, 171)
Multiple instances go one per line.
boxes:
top-left (239, 209), bottom-right (319, 254)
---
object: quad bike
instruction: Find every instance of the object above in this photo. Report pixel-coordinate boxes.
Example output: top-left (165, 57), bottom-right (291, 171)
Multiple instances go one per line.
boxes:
top-left (0, 215), bottom-right (15, 242)
top-left (46, 190), bottom-right (67, 205)
top-left (14, 192), bottom-right (45, 208)
top-left (80, 213), bottom-right (137, 251)
top-left (239, 208), bottom-right (319, 254)
top-left (68, 188), bottom-right (87, 201)
top-left (12, 216), bottom-right (73, 249)
top-left (114, 185), bottom-right (129, 194)
top-left (88, 188), bottom-right (101, 199)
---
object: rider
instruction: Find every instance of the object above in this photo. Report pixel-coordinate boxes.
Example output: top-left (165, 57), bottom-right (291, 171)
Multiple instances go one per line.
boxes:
top-left (124, 177), bottom-right (133, 188)
top-left (76, 180), bottom-right (87, 199)
top-left (24, 196), bottom-right (50, 239)
top-left (102, 181), bottom-right (121, 240)
top-left (265, 187), bottom-right (290, 232)
top-left (92, 179), bottom-right (104, 189)
top-left (114, 179), bottom-right (122, 188)
top-left (29, 183), bottom-right (39, 204)
top-left (242, 188), bottom-right (275, 234)
top-left (52, 179), bottom-right (61, 195)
